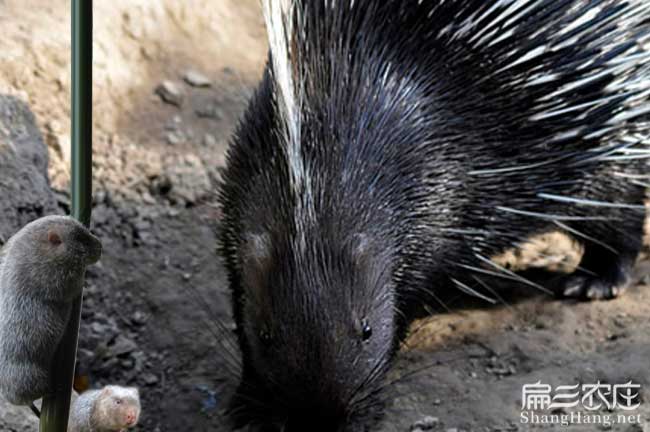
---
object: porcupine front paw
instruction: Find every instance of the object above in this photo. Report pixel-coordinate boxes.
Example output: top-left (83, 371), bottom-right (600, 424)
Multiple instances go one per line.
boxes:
top-left (559, 207), bottom-right (643, 301)
top-left (561, 271), bottom-right (631, 300)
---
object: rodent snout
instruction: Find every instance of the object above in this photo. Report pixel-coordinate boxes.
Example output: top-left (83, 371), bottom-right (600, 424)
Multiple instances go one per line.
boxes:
top-left (124, 410), bottom-right (138, 426)
top-left (83, 232), bottom-right (103, 265)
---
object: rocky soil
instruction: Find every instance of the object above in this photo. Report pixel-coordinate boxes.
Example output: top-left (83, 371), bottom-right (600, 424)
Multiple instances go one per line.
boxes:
top-left (1, 1), bottom-right (649, 432)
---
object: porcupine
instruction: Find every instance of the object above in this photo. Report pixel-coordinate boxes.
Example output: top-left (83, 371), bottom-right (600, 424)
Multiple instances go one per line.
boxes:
top-left (217, 0), bottom-right (650, 430)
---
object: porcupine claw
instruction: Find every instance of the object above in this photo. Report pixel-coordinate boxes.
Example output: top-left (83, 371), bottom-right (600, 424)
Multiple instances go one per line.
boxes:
top-left (561, 270), bottom-right (632, 301)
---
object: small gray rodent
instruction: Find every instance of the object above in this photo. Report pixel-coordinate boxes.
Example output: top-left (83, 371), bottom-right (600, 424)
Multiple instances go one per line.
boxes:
top-left (68, 385), bottom-right (141, 432)
top-left (0, 215), bottom-right (102, 405)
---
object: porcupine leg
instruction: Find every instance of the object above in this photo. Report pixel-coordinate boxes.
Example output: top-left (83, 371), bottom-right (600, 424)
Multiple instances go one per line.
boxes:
top-left (561, 205), bottom-right (645, 300)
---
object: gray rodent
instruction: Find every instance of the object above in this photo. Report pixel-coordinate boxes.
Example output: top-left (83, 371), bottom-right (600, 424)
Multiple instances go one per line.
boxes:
top-left (0, 215), bottom-right (102, 405)
top-left (218, 0), bottom-right (649, 430)
top-left (67, 385), bottom-right (140, 432)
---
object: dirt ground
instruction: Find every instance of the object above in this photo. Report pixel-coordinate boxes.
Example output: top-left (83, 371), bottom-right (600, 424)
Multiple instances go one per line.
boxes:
top-left (1, 1), bottom-right (649, 431)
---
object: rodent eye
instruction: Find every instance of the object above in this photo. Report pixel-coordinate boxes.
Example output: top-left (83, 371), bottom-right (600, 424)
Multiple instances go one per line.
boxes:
top-left (115, 399), bottom-right (122, 405)
top-left (361, 319), bottom-right (372, 342)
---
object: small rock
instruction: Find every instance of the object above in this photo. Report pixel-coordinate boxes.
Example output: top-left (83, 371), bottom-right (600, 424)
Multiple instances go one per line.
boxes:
top-left (203, 133), bottom-right (217, 147)
top-left (183, 69), bottom-right (212, 87)
top-left (166, 130), bottom-right (186, 146)
top-left (132, 351), bottom-right (147, 374)
top-left (90, 321), bottom-right (107, 335)
top-left (165, 115), bottom-right (183, 131)
top-left (121, 357), bottom-right (135, 370)
top-left (155, 81), bottom-right (184, 107)
top-left (133, 218), bottom-right (152, 233)
top-left (159, 154), bottom-right (211, 205)
top-left (143, 373), bottom-right (159, 385)
top-left (109, 335), bottom-right (138, 357)
top-left (132, 311), bottom-right (148, 326)
top-left (195, 101), bottom-right (223, 119)
top-left (411, 416), bottom-right (440, 430)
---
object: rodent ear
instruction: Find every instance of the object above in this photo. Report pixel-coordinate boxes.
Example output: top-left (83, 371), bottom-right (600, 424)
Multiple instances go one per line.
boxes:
top-left (47, 230), bottom-right (63, 246)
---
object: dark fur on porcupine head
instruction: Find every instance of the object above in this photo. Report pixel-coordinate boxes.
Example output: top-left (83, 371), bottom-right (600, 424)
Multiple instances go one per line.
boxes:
top-left (218, 0), bottom-right (650, 430)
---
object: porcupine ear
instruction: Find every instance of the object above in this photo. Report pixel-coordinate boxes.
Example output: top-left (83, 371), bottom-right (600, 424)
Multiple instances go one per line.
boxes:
top-left (240, 233), bottom-right (272, 292)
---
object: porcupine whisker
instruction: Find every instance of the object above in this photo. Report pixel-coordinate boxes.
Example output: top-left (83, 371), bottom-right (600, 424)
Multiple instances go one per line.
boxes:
top-left (347, 355), bottom-right (391, 408)
top-left (183, 284), bottom-right (243, 373)
top-left (229, 374), bottom-right (294, 418)
top-left (407, 283), bottom-right (454, 314)
top-left (454, 262), bottom-right (532, 285)
top-left (474, 252), bottom-right (553, 295)
top-left (183, 293), bottom-right (241, 367)
top-left (450, 278), bottom-right (498, 304)
top-left (186, 289), bottom-right (241, 360)
top-left (471, 276), bottom-right (516, 312)
top-left (354, 353), bottom-right (473, 409)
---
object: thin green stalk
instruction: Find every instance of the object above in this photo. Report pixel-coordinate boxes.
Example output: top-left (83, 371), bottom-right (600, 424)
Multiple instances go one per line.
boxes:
top-left (40, 1), bottom-right (93, 430)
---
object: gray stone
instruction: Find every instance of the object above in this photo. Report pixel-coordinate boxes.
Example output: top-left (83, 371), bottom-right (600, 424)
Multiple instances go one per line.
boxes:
top-left (183, 69), bottom-right (212, 87)
top-left (195, 101), bottom-right (223, 119)
top-left (166, 130), bottom-right (186, 146)
top-left (143, 372), bottom-right (159, 385)
top-left (161, 154), bottom-right (211, 205)
top-left (203, 133), bottom-right (217, 147)
top-left (109, 335), bottom-right (138, 357)
top-left (155, 81), bottom-right (184, 107)
top-left (411, 416), bottom-right (440, 431)
top-left (0, 399), bottom-right (38, 431)
top-left (0, 95), bottom-right (59, 241)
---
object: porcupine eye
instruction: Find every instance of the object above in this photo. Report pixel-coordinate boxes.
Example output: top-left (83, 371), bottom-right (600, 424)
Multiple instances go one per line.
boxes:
top-left (259, 328), bottom-right (272, 346)
top-left (361, 319), bottom-right (372, 342)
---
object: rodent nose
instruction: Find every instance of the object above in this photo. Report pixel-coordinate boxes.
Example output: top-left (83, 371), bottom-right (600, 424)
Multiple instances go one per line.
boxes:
top-left (84, 233), bottom-right (103, 264)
